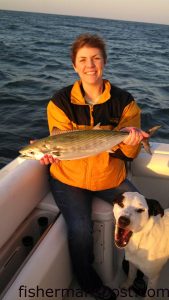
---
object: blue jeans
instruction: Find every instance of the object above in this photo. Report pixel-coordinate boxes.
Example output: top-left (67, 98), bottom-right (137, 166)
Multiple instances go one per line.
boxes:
top-left (49, 177), bottom-right (138, 292)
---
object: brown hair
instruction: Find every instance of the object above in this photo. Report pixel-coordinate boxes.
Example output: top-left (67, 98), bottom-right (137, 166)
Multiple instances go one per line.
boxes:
top-left (71, 33), bottom-right (107, 65)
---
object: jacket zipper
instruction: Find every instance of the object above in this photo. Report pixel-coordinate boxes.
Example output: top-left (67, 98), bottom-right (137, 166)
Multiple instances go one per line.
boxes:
top-left (85, 105), bottom-right (94, 189)
top-left (89, 105), bottom-right (94, 127)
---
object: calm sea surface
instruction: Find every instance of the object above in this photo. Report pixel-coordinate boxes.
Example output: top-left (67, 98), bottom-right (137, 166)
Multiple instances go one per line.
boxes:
top-left (0, 10), bottom-right (169, 168)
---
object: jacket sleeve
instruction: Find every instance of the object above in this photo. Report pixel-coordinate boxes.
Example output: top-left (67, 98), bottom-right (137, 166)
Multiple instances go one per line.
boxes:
top-left (112, 100), bottom-right (141, 159)
top-left (47, 100), bottom-right (73, 134)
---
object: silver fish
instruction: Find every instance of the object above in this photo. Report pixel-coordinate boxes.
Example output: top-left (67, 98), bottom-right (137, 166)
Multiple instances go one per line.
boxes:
top-left (19, 126), bottom-right (161, 160)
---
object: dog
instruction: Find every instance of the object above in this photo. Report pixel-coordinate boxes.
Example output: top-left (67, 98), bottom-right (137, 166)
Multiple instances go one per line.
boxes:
top-left (113, 192), bottom-right (168, 299)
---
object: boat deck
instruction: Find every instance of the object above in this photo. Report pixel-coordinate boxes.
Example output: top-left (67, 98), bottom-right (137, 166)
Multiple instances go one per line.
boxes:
top-left (65, 258), bottom-right (169, 300)
top-left (64, 260), bottom-right (169, 300)
top-left (64, 277), bottom-right (143, 300)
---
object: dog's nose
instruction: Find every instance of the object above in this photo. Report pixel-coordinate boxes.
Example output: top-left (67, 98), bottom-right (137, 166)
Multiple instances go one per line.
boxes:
top-left (118, 216), bottom-right (130, 227)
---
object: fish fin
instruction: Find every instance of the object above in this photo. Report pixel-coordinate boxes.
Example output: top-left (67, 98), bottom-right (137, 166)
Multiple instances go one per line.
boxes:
top-left (51, 127), bottom-right (68, 136)
top-left (93, 123), bottom-right (101, 130)
top-left (51, 151), bottom-right (61, 157)
top-left (107, 149), bottom-right (115, 153)
top-left (51, 127), bottom-right (61, 136)
top-left (52, 123), bottom-right (102, 135)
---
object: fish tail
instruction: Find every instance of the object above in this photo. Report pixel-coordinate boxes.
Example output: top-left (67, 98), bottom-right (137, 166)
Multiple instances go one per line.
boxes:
top-left (142, 139), bottom-right (152, 155)
top-left (142, 125), bottom-right (161, 154)
top-left (147, 125), bottom-right (161, 137)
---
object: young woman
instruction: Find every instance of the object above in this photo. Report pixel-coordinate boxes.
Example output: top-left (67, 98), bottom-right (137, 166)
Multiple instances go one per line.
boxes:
top-left (41, 34), bottom-right (149, 300)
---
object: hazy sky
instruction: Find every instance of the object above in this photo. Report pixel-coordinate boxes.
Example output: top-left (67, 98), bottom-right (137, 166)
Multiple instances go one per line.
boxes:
top-left (0, 0), bottom-right (169, 25)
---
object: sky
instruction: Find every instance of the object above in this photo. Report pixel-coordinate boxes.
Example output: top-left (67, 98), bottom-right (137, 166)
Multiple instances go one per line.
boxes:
top-left (0, 0), bottom-right (169, 25)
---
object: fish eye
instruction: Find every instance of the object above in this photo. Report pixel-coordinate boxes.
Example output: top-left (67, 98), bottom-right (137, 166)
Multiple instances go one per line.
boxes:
top-left (136, 208), bottom-right (145, 213)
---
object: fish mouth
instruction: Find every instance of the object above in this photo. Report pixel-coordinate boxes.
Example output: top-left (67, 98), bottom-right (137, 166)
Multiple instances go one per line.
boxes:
top-left (19, 154), bottom-right (35, 160)
top-left (115, 225), bottom-right (133, 248)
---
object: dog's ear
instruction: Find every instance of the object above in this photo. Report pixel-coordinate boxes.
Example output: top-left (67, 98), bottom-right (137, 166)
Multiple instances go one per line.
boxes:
top-left (113, 193), bottom-right (125, 207)
top-left (146, 198), bottom-right (164, 217)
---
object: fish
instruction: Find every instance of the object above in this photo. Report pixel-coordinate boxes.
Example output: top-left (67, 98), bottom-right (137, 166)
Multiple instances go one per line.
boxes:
top-left (19, 125), bottom-right (161, 161)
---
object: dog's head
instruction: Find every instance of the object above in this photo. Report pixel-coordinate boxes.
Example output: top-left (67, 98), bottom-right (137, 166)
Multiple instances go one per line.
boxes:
top-left (113, 192), bottom-right (164, 248)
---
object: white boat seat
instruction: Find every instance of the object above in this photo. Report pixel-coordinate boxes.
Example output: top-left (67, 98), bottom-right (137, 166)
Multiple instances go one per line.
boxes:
top-left (0, 160), bottom-right (49, 250)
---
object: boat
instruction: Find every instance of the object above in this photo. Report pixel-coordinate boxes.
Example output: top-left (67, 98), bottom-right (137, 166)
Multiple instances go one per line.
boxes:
top-left (0, 142), bottom-right (169, 300)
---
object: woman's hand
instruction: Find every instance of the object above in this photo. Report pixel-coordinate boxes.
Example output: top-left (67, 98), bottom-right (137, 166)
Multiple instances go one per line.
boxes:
top-left (39, 154), bottom-right (59, 165)
top-left (30, 140), bottom-right (59, 165)
top-left (121, 127), bottom-right (149, 146)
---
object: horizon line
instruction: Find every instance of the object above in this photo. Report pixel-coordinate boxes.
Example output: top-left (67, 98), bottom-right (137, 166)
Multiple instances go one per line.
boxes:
top-left (0, 8), bottom-right (169, 27)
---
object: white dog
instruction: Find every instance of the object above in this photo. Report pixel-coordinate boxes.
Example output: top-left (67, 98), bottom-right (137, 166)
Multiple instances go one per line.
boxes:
top-left (113, 192), bottom-right (168, 299)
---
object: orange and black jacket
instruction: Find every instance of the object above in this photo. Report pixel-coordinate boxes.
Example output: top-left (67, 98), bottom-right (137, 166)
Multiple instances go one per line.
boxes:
top-left (47, 79), bottom-right (141, 191)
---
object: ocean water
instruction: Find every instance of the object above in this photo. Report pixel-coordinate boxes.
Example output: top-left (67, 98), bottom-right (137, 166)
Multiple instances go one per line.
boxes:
top-left (0, 10), bottom-right (169, 168)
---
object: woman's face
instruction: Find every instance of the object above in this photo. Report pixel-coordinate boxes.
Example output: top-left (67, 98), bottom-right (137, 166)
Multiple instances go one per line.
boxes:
top-left (73, 46), bottom-right (105, 86)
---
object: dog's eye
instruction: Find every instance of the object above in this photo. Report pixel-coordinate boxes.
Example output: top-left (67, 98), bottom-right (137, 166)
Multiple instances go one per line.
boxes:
top-left (136, 208), bottom-right (145, 213)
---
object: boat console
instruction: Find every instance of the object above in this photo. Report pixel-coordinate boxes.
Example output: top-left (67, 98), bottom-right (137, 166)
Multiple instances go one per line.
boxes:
top-left (0, 142), bottom-right (169, 299)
